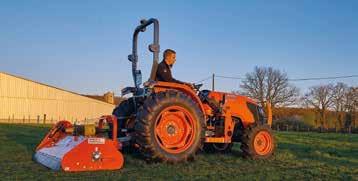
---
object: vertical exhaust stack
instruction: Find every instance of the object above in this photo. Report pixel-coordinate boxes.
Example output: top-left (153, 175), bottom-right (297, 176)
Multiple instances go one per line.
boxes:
top-left (265, 101), bottom-right (273, 127)
top-left (34, 116), bottom-right (124, 172)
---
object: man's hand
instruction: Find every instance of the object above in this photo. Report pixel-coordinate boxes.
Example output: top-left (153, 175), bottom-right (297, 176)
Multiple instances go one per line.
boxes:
top-left (184, 82), bottom-right (194, 89)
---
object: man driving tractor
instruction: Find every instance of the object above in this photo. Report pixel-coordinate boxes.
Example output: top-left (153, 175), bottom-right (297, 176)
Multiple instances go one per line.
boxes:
top-left (156, 49), bottom-right (193, 87)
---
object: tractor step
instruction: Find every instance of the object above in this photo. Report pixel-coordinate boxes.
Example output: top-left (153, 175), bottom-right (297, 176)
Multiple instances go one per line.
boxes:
top-left (118, 136), bottom-right (132, 143)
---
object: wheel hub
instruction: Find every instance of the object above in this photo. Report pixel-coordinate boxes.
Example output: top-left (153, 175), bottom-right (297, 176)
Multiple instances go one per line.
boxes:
top-left (154, 106), bottom-right (196, 154)
top-left (254, 130), bottom-right (273, 156)
top-left (167, 124), bottom-right (176, 135)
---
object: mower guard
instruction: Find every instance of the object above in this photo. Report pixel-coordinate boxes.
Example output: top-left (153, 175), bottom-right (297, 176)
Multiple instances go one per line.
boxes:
top-left (33, 116), bottom-right (124, 172)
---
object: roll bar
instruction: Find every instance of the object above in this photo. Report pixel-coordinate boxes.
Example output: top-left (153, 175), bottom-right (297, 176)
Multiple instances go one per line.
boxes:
top-left (128, 18), bottom-right (160, 88)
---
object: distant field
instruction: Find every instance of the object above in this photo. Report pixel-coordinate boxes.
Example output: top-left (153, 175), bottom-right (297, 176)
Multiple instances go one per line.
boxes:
top-left (0, 124), bottom-right (357, 180)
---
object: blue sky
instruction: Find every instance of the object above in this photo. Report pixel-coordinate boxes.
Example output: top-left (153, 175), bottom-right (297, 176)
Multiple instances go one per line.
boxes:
top-left (1, 0), bottom-right (357, 95)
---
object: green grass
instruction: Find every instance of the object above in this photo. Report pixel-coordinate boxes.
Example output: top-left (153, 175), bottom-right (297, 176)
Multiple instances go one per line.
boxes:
top-left (0, 124), bottom-right (357, 180)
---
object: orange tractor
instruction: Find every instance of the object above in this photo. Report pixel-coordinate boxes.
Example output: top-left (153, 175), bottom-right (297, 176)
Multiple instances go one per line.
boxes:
top-left (112, 18), bottom-right (275, 163)
top-left (34, 18), bottom-right (275, 171)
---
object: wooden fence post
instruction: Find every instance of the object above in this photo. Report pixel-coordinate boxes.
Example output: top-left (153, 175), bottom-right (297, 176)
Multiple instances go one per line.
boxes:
top-left (286, 125), bottom-right (289, 132)
top-left (43, 114), bottom-right (46, 124)
top-left (37, 115), bottom-right (40, 124)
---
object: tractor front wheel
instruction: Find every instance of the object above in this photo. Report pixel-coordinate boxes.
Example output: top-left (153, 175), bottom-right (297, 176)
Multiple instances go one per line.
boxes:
top-left (240, 124), bottom-right (275, 159)
top-left (135, 90), bottom-right (205, 163)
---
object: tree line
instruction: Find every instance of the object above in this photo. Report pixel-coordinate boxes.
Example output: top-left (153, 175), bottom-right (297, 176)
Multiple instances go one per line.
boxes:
top-left (238, 66), bottom-right (357, 129)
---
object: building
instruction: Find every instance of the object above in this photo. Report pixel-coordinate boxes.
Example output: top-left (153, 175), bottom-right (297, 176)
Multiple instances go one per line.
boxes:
top-left (0, 72), bottom-right (115, 124)
top-left (84, 93), bottom-right (124, 105)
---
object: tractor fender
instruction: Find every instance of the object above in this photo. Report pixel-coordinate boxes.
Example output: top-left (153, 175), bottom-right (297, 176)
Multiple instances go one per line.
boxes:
top-left (152, 81), bottom-right (206, 119)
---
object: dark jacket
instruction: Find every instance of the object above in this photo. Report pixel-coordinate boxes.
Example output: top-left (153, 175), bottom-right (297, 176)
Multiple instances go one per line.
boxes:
top-left (155, 61), bottom-right (183, 84)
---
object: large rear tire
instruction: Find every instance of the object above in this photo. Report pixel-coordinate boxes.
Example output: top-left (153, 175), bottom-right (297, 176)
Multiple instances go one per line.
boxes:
top-left (240, 124), bottom-right (275, 159)
top-left (111, 98), bottom-right (136, 138)
top-left (135, 90), bottom-right (205, 163)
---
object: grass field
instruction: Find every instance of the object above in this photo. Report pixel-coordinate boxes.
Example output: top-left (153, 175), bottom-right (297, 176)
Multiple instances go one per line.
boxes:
top-left (0, 124), bottom-right (357, 180)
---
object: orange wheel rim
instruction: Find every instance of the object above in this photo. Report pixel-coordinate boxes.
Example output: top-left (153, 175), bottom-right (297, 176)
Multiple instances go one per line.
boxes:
top-left (254, 130), bottom-right (273, 155)
top-left (154, 106), bottom-right (196, 154)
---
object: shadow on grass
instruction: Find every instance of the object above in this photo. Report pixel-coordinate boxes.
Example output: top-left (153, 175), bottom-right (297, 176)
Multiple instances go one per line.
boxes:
top-left (118, 144), bottom-right (247, 166)
top-left (199, 149), bottom-right (245, 157)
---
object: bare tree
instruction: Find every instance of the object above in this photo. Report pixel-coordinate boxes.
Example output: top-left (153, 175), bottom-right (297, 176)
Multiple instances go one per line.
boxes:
top-left (303, 84), bottom-right (334, 128)
top-left (344, 87), bottom-right (358, 128)
top-left (331, 82), bottom-right (348, 129)
top-left (240, 66), bottom-right (299, 108)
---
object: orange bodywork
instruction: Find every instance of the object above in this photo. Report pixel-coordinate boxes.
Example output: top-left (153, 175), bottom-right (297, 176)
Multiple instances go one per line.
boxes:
top-left (152, 81), bottom-right (206, 116)
top-left (265, 101), bottom-right (272, 126)
top-left (205, 110), bottom-right (235, 143)
top-left (206, 91), bottom-right (258, 127)
top-left (204, 92), bottom-right (260, 143)
top-left (151, 82), bottom-right (262, 144)
top-left (36, 120), bottom-right (73, 151)
top-left (61, 137), bottom-right (123, 172)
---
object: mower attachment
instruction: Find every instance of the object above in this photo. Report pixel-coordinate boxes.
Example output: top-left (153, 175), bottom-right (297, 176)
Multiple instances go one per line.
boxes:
top-left (34, 116), bottom-right (124, 172)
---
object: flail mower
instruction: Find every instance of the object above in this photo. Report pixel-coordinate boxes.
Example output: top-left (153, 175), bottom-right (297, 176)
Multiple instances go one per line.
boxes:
top-left (34, 18), bottom-right (275, 172)
top-left (34, 116), bottom-right (124, 171)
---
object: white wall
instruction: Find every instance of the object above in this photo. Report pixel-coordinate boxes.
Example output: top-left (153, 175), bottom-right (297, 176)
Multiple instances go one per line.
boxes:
top-left (0, 73), bottom-right (115, 123)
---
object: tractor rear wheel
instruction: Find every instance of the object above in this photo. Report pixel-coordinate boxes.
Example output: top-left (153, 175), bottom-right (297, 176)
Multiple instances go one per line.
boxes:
top-left (135, 90), bottom-right (205, 163)
top-left (240, 124), bottom-right (275, 159)
top-left (111, 97), bottom-right (136, 138)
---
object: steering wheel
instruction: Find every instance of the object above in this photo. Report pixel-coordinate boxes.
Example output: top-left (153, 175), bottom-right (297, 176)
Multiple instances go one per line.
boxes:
top-left (193, 83), bottom-right (203, 91)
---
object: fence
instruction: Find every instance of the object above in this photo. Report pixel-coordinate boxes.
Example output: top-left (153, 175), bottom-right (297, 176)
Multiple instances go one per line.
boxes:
top-left (0, 114), bottom-right (85, 125)
top-left (0, 114), bottom-right (50, 124)
top-left (272, 124), bottom-right (358, 134)
top-left (1, 114), bottom-right (357, 134)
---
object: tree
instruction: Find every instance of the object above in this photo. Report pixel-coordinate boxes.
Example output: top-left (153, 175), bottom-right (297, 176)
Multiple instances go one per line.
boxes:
top-left (303, 84), bottom-right (334, 128)
top-left (240, 66), bottom-right (299, 108)
top-left (344, 87), bottom-right (358, 128)
top-left (331, 82), bottom-right (348, 129)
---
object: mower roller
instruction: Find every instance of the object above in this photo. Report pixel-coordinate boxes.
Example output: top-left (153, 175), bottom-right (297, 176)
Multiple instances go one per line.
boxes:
top-left (34, 116), bottom-right (124, 172)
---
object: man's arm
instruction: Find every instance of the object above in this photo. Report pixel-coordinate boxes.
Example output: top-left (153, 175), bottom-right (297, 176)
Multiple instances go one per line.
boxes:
top-left (157, 64), bottom-right (183, 84)
top-left (156, 63), bottom-right (193, 87)
top-left (171, 78), bottom-right (184, 84)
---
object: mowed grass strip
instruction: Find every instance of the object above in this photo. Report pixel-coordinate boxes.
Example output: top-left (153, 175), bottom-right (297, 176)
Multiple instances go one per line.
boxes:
top-left (0, 124), bottom-right (357, 180)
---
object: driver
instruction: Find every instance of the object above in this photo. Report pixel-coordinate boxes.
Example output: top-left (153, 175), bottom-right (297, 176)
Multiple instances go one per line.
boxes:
top-left (155, 49), bottom-right (193, 87)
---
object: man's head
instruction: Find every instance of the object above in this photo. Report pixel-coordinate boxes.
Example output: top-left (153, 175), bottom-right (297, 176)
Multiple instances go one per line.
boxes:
top-left (163, 49), bottom-right (176, 66)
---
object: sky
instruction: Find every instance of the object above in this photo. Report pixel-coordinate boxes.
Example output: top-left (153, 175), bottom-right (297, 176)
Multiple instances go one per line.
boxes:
top-left (1, 0), bottom-right (357, 95)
